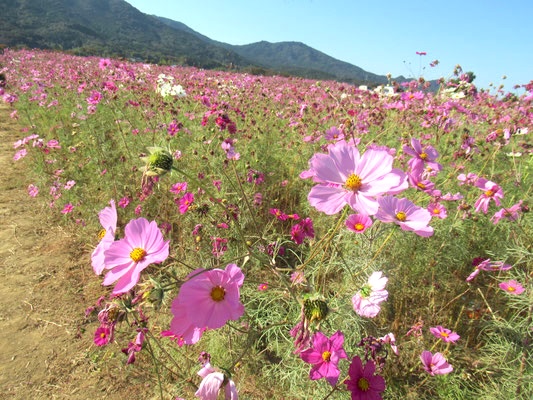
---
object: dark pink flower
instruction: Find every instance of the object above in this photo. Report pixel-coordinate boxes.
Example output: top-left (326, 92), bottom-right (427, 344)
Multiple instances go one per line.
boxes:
top-left (300, 331), bottom-right (348, 386)
top-left (94, 325), bottom-right (111, 346)
top-left (291, 217), bottom-right (315, 245)
top-left (345, 356), bottom-right (386, 399)
top-left (179, 192), bottom-right (194, 214)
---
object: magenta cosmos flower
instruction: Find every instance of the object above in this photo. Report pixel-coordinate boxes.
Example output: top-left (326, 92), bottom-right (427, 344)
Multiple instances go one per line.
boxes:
top-left (430, 326), bottom-right (460, 343)
top-left (499, 280), bottom-right (525, 295)
top-left (345, 356), bottom-right (386, 400)
top-left (420, 351), bottom-right (453, 376)
top-left (170, 264), bottom-right (245, 344)
top-left (91, 199), bottom-right (118, 275)
top-left (352, 271), bottom-right (388, 318)
top-left (302, 141), bottom-right (406, 215)
top-left (299, 330), bottom-right (348, 386)
top-left (375, 196), bottom-right (434, 237)
top-left (102, 218), bottom-right (169, 294)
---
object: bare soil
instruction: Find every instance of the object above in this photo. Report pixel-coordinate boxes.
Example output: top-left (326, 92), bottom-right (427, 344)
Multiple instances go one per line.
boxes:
top-left (0, 104), bottom-right (155, 399)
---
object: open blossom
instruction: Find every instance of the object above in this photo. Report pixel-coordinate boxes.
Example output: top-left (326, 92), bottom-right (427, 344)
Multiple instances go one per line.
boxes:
top-left (352, 271), bottom-right (388, 318)
top-left (179, 192), bottom-right (195, 214)
top-left (375, 196), bottom-right (434, 237)
top-left (491, 201), bottom-right (523, 224)
top-left (420, 351), bottom-right (453, 376)
top-left (300, 331), bottom-right (348, 386)
top-left (61, 203), bottom-right (74, 214)
top-left (27, 184), bottom-right (39, 197)
top-left (345, 213), bottom-right (373, 233)
top-left (427, 202), bottom-right (447, 219)
top-left (474, 178), bottom-right (503, 213)
top-left (93, 326), bottom-right (111, 347)
top-left (345, 356), bottom-right (386, 400)
top-left (290, 217), bottom-right (315, 244)
top-left (430, 326), bottom-right (460, 343)
top-left (91, 199), bottom-right (117, 275)
top-left (170, 264), bottom-right (245, 344)
top-left (102, 218), bottom-right (169, 294)
top-left (499, 280), bottom-right (525, 295)
top-left (302, 140), bottom-right (406, 215)
top-left (403, 138), bottom-right (442, 173)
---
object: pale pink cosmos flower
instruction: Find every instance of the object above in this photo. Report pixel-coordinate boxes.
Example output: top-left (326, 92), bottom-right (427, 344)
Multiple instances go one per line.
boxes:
top-left (499, 280), bottom-right (525, 295)
top-left (300, 330), bottom-right (348, 386)
top-left (345, 356), bottom-right (386, 399)
top-left (13, 148), bottom-right (27, 161)
top-left (430, 326), bottom-right (460, 343)
top-left (474, 178), bottom-right (504, 213)
top-left (379, 332), bottom-right (399, 355)
top-left (195, 362), bottom-right (238, 400)
top-left (27, 184), bottom-right (39, 197)
top-left (345, 213), bottom-right (373, 233)
top-left (170, 181), bottom-right (188, 195)
top-left (427, 202), bottom-right (447, 219)
top-left (466, 258), bottom-right (512, 282)
top-left (170, 263), bottom-right (244, 338)
top-left (91, 199), bottom-right (117, 275)
top-left (375, 196), bottom-right (434, 237)
top-left (491, 201), bottom-right (523, 224)
top-left (303, 141), bottom-right (406, 215)
top-left (420, 351), bottom-right (453, 376)
top-left (102, 218), bottom-right (169, 294)
top-left (352, 271), bottom-right (388, 318)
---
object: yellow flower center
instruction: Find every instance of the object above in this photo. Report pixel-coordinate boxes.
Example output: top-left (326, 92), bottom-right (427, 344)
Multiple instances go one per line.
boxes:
top-left (345, 173), bottom-right (362, 192)
top-left (433, 208), bottom-right (440, 214)
top-left (322, 351), bottom-right (331, 362)
top-left (98, 228), bottom-right (107, 240)
top-left (355, 223), bottom-right (365, 231)
top-left (210, 286), bottom-right (226, 302)
top-left (100, 331), bottom-right (107, 339)
top-left (396, 211), bottom-right (407, 221)
top-left (485, 190), bottom-right (494, 197)
top-left (440, 331), bottom-right (449, 337)
top-left (130, 247), bottom-right (147, 262)
top-left (357, 377), bottom-right (370, 391)
top-left (507, 286), bottom-right (516, 292)
top-left (417, 182), bottom-right (426, 189)
top-left (420, 152), bottom-right (428, 160)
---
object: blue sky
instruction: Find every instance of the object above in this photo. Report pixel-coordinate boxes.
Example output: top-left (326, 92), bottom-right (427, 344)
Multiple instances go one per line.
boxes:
top-left (124, 0), bottom-right (532, 92)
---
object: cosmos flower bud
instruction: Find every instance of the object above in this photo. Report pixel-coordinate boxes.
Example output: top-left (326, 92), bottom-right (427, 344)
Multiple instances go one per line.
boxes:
top-left (141, 147), bottom-right (174, 176)
top-left (304, 298), bottom-right (329, 323)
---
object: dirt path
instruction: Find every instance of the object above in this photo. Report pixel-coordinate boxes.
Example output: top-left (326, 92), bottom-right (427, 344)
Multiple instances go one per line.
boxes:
top-left (0, 104), bottom-right (153, 399)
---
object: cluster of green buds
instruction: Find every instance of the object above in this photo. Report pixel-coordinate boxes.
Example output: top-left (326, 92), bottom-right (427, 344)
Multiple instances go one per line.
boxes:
top-left (140, 146), bottom-right (174, 177)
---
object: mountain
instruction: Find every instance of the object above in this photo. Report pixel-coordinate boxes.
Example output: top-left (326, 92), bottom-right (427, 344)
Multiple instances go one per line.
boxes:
top-left (0, 0), bottom-right (403, 86)
top-left (0, 0), bottom-right (252, 68)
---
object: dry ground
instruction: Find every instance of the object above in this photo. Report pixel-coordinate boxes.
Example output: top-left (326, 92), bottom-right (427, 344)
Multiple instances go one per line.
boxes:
top-left (0, 103), bottom-right (157, 399)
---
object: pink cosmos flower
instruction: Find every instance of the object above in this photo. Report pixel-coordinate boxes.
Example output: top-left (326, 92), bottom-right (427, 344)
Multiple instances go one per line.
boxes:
top-left (303, 141), bottom-right (406, 215)
top-left (13, 148), bottom-right (27, 161)
top-left (491, 201), bottom-right (523, 224)
top-left (91, 200), bottom-right (117, 275)
top-left (94, 325), bottom-right (111, 346)
top-left (379, 332), bottom-right (399, 356)
top-left (195, 362), bottom-right (238, 400)
top-left (27, 184), bottom-right (39, 197)
top-left (102, 218), bottom-right (170, 294)
top-left (345, 213), bottom-right (373, 233)
top-left (430, 326), bottom-right (460, 343)
top-left (61, 203), bottom-right (74, 214)
top-left (179, 192), bottom-right (194, 214)
top-left (427, 202), bottom-right (447, 219)
top-left (403, 138), bottom-right (442, 173)
top-left (474, 178), bottom-right (504, 213)
top-left (466, 258), bottom-right (512, 282)
top-left (375, 196), bottom-right (434, 237)
top-left (300, 330), bottom-right (348, 386)
top-left (118, 196), bottom-right (130, 208)
top-left (499, 280), bottom-right (525, 295)
top-left (290, 217), bottom-right (315, 245)
top-left (345, 356), bottom-right (386, 400)
top-left (170, 264), bottom-right (244, 343)
top-left (122, 329), bottom-right (146, 364)
top-left (257, 283), bottom-right (268, 291)
top-left (420, 351), bottom-right (453, 376)
top-left (352, 271), bottom-right (388, 318)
